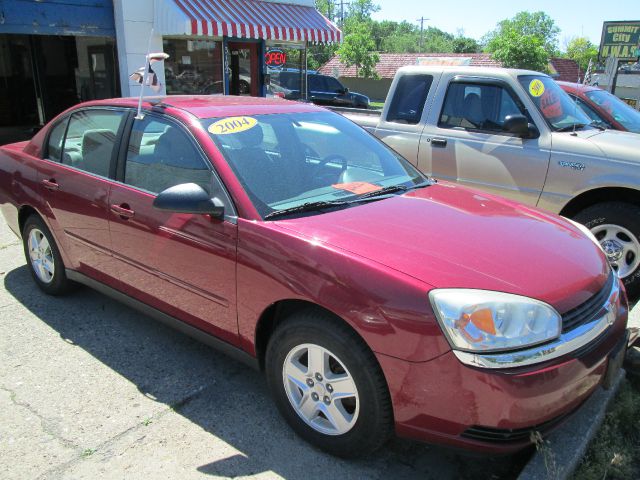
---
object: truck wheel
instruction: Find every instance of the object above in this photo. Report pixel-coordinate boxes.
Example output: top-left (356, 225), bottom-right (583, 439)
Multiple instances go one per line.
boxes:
top-left (574, 202), bottom-right (640, 298)
top-left (22, 215), bottom-right (73, 295)
top-left (265, 310), bottom-right (393, 457)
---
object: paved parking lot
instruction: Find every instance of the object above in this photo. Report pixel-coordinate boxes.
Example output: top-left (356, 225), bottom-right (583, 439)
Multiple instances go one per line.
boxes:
top-left (0, 219), bottom-right (523, 480)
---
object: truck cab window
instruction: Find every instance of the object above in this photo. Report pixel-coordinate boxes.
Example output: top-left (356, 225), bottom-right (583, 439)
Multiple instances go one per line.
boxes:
top-left (439, 82), bottom-right (527, 133)
top-left (386, 74), bottom-right (433, 124)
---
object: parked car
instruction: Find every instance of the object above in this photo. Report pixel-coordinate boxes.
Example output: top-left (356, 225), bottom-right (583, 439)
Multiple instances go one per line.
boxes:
top-left (0, 96), bottom-right (628, 457)
top-left (557, 81), bottom-right (640, 134)
top-left (339, 66), bottom-right (640, 298)
top-left (270, 71), bottom-right (370, 108)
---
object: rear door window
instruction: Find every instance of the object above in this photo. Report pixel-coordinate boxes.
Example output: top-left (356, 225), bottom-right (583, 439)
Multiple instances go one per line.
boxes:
top-left (386, 74), bottom-right (433, 124)
top-left (324, 76), bottom-right (343, 93)
top-left (62, 109), bottom-right (126, 177)
top-left (46, 119), bottom-right (68, 162)
top-left (308, 75), bottom-right (326, 92)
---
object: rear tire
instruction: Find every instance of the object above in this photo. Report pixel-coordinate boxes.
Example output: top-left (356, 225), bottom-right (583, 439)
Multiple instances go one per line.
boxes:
top-left (574, 202), bottom-right (640, 299)
top-left (22, 215), bottom-right (73, 295)
top-left (265, 310), bottom-right (393, 457)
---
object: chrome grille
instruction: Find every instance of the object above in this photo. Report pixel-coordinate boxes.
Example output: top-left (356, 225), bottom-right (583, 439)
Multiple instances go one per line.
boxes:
top-left (561, 273), bottom-right (614, 334)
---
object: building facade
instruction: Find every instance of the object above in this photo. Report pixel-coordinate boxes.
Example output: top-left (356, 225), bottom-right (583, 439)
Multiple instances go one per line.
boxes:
top-left (0, 0), bottom-right (120, 143)
top-left (113, 0), bottom-right (341, 99)
top-left (0, 0), bottom-right (340, 143)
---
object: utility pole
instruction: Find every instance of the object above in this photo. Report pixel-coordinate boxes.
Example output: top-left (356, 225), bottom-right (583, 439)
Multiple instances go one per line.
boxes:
top-left (335, 0), bottom-right (349, 27)
top-left (417, 17), bottom-right (429, 52)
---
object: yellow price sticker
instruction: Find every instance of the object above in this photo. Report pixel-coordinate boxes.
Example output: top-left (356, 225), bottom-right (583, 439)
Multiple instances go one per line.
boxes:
top-left (208, 116), bottom-right (258, 135)
top-left (529, 79), bottom-right (545, 97)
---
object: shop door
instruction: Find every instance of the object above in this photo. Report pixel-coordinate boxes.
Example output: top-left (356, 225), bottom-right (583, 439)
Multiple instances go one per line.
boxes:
top-left (0, 34), bottom-right (40, 144)
top-left (228, 42), bottom-right (259, 96)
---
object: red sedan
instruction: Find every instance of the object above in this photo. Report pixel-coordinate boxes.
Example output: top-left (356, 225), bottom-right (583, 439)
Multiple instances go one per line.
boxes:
top-left (0, 96), bottom-right (628, 457)
top-left (558, 81), bottom-right (640, 133)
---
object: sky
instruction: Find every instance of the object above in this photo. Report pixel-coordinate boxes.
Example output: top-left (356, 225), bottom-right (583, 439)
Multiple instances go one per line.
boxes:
top-left (370, 0), bottom-right (638, 49)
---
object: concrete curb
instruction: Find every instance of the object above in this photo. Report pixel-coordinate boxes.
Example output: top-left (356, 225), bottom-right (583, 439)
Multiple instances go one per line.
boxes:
top-left (517, 368), bottom-right (626, 480)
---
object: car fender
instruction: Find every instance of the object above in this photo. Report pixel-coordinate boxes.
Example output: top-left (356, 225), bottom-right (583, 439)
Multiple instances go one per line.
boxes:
top-left (235, 218), bottom-right (451, 363)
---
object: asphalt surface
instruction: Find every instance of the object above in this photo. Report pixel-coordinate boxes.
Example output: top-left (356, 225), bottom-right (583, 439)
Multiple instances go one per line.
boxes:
top-left (0, 219), bottom-right (524, 480)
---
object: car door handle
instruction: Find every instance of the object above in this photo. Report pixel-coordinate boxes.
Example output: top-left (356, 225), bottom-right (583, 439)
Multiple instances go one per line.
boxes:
top-left (110, 204), bottom-right (135, 219)
top-left (41, 179), bottom-right (59, 191)
top-left (430, 138), bottom-right (448, 148)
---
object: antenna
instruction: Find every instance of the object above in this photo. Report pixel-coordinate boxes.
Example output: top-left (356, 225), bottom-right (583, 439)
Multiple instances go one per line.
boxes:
top-left (136, 28), bottom-right (155, 120)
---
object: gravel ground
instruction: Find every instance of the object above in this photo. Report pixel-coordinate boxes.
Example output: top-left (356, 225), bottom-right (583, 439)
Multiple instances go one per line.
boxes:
top-left (0, 218), bottom-right (524, 480)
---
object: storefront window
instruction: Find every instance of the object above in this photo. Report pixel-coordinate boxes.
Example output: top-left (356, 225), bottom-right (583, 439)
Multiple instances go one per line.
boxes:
top-left (163, 39), bottom-right (223, 95)
top-left (265, 42), bottom-right (307, 101)
top-left (0, 34), bottom-right (118, 144)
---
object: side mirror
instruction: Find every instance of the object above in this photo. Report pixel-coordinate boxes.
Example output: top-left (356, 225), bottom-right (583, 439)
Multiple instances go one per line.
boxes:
top-left (503, 115), bottom-right (529, 135)
top-left (153, 183), bottom-right (225, 218)
top-left (503, 114), bottom-right (539, 139)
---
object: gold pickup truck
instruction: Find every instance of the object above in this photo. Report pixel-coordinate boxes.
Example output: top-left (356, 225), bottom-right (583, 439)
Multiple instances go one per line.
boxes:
top-left (340, 66), bottom-right (640, 298)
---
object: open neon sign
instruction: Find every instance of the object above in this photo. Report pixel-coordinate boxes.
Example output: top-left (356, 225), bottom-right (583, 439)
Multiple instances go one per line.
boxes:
top-left (265, 48), bottom-right (287, 69)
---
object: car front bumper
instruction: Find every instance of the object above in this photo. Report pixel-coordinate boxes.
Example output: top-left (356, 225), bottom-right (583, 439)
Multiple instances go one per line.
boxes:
top-left (378, 281), bottom-right (629, 453)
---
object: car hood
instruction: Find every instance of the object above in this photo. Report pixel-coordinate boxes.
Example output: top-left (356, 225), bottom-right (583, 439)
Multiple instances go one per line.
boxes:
top-left (580, 128), bottom-right (640, 160)
top-left (275, 183), bottom-right (610, 313)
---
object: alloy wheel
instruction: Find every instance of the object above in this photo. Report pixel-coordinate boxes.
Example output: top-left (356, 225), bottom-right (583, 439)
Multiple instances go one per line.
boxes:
top-left (282, 343), bottom-right (359, 436)
top-left (592, 223), bottom-right (640, 279)
top-left (28, 228), bottom-right (55, 284)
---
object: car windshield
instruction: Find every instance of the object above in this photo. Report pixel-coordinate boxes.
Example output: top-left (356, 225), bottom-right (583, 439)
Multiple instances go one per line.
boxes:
top-left (585, 89), bottom-right (640, 133)
top-left (518, 75), bottom-right (593, 131)
top-left (204, 111), bottom-right (427, 219)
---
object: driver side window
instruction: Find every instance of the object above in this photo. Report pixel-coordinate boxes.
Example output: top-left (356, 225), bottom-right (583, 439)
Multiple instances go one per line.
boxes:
top-left (439, 82), bottom-right (528, 134)
top-left (124, 117), bottom-right (211, 194)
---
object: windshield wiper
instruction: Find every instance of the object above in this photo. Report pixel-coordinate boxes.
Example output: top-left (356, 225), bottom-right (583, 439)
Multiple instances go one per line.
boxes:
top-left (589, 121), bottom-right (606, 131)
top-left (264, 180), bottom-right (433, 220)
top-left (356, 180), bottom-right (432, 199)
top-left (264, 200), bottom-right (351, 220)
top-left (556, 123), bottom-right (587, 132)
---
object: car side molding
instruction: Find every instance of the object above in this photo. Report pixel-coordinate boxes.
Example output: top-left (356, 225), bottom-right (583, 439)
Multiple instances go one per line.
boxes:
top-left (65, 269), bottom-right (260, 371)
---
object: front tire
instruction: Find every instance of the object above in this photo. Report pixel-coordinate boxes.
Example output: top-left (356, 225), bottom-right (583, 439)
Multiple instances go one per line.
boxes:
top-left (574, 202), bottom-right (640, 298)
top-left (22, 215), bottom-right (73, 295)
top-left (265, 310), bottom-right (393, 457)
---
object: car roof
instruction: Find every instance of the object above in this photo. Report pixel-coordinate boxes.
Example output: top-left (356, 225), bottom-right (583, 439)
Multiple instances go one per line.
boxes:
top-left (80, 95), bottom-right (325, 119)
top-left (397, 65), bottom-right (548, 79)
top-left (555, 81), bottom-right (601, 93)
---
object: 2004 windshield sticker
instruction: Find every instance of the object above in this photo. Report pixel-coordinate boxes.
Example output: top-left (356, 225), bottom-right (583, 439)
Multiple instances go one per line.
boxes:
top-left (529, 79), bottom-right (545, 97)
top-left (208, 116), bottom-right (258, 135)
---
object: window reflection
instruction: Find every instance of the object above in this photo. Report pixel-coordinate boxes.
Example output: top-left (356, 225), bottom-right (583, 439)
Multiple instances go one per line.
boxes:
top-left (163, 39), bottom-right (224, 95)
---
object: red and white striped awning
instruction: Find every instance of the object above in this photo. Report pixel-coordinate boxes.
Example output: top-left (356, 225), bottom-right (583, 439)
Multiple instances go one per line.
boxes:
top-left (155, 0), bottom-right (342, 44)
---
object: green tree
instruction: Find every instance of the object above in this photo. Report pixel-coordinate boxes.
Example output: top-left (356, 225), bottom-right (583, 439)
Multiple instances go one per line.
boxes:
top-left (452, 35), bottom-right (480, 54)
top-left (337, 21), bottom-right (380, 78)
top-left (486, 29), bottom-right (549, 71)
top-left (565, 37), bottom-right (598, 72)
top-left (346, 0), bottom-right (380, 24)
top-left (484, 11), bottom-right (560, 70)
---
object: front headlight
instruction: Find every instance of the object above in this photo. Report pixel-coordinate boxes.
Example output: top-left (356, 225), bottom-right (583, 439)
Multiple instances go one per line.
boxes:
top-left (429, 289), bottom-right (562, 352)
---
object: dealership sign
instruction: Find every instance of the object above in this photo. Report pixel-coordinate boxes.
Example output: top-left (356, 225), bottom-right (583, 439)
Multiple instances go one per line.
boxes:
top-left (265, 48), bottom-right (287, 70)
top-left (599, 21), bottom-right (640, 61)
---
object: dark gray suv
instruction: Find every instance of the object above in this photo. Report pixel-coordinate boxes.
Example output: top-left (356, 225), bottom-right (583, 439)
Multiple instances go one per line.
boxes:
top-left (271, 71), bottom-right (369, 109)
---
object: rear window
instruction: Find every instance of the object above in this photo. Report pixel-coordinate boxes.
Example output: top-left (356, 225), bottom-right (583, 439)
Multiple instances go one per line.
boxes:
top-left (386, 74), bottom-right (433, 124)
